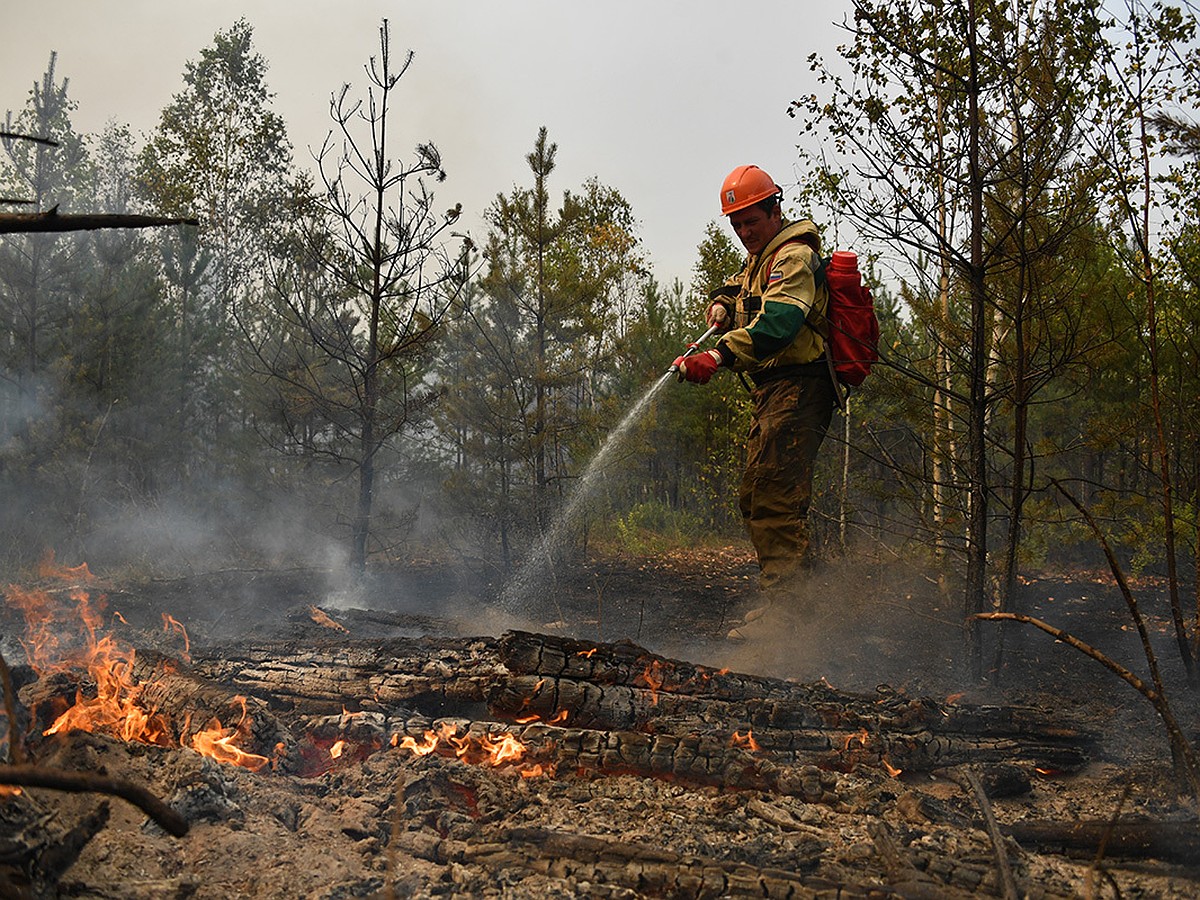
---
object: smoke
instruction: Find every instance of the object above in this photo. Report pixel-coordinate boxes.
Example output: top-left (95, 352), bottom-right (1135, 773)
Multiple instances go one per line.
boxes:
top-left (698, 556), bottom-right (968, 695)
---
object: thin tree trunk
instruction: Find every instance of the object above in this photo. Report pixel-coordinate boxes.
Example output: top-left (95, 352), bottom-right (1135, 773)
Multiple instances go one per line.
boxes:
top-left (965, 0), bottom-right (990, 681)
top-left (1131, 34), bottom-right (1194, 683)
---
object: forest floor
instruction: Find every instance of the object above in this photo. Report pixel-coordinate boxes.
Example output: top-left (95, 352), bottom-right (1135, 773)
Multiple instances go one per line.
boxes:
top-left (5, 545), bottom-right (1200, 898)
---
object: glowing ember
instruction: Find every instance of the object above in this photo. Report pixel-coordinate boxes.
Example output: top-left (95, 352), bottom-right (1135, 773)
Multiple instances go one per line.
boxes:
top-left (329, 739), bottom-right (346, 759)
top-left (576, 648), bottom-right (598, 658)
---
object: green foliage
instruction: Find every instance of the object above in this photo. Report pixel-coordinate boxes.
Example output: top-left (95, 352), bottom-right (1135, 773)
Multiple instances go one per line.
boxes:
top-left (607, 501), bottom-right (709, 556)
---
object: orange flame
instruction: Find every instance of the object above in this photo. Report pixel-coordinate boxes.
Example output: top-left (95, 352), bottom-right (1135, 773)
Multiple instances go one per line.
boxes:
top-left (843, 728), bottom-right (870, 751)
top-left (730, 730), bottom-right (760, 753)
top-left (883, 758), bottom-right (903, 778)
top-left (187, 697), bottom-right (270, 772)
top-left (5, 562), bottom-right (271, 772)
top-left (162, 613), bottom-right (191, 663)
top-left (636, 660), bottom-right (667, 706)
top-left (329, 739), bottom-right (346, 759)
top-left (309, 606), bottom-right (349, 633)
top-left (395, 724), bottom-right (545, 776)
top-left (576, 648), bottom-right (598, 658)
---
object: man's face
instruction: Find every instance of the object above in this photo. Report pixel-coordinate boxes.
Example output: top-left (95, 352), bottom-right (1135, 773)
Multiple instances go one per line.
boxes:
top-left (728, 204), bottom-right (782, 255)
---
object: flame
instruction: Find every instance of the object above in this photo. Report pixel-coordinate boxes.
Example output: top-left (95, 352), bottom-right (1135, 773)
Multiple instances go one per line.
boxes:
top-left (37, 551), bottom-right (94, 583)
top-left (0, 785), bottom-right (23, 798)
top-left (187, 697), bottom-right (270, 772)
top-left (394, 724), bottom-right (545, 776)
top-left (329, 739), bottom-right (346, 759)
top-left (883, 758), bottom-right (903, 778)
top-left (309, 606), bottom-right (349, 633)
top-left (162, 613), bottom-right (191, 663)
top-left (843, 728), bottom-right (870, 751)
top-left (5, 559), bottom-right (273, 773)
top-left (4, 575), bottom-right (174, 748)
top-left (636, 660), bottom-right (667, 705)
top-left (576, 648), bottom-right (597, 658)
top-left (514, 708), bottom-right (568, 726)
top-left (730, 730), bottom-right (760, 753)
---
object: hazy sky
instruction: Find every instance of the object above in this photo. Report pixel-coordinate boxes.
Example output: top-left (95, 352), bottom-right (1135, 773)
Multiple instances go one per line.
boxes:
top-left (4, 0), bottom-right (851, 288)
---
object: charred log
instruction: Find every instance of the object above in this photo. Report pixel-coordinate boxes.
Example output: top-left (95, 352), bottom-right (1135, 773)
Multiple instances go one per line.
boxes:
top-left (1005, 819), bottom-right (1200, 866)
top-left (189, 637), bottom-right (505, 716)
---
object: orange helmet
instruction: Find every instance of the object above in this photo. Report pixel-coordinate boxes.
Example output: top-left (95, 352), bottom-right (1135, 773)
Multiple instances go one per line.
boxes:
top-left (720, 165), bottom-right (781, 216)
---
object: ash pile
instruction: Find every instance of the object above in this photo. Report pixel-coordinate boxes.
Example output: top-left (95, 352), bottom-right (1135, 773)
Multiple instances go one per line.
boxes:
top-left (1, 565), bottom-right (1198, 899)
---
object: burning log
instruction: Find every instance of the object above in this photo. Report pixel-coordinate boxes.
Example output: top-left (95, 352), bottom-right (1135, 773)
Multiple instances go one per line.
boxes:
top-left (493, 631), bottom-right (1096, 776)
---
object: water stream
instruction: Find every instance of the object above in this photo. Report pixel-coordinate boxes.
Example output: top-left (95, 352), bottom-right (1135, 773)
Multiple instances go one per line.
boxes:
top-left (499, 369), bottom-right (676, 617)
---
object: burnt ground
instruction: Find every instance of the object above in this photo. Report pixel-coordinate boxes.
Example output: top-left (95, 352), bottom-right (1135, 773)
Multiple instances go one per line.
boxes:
top-left (3, 547), bottom-right (1200, 898)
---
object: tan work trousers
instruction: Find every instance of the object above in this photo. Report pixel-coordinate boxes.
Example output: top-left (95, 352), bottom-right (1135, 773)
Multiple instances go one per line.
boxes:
top-left (738, 371), bottom-right (836, 592)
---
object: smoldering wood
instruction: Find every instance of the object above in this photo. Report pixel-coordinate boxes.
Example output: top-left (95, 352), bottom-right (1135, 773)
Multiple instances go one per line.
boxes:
top-left (187, 631), bottom-right (1096, 780)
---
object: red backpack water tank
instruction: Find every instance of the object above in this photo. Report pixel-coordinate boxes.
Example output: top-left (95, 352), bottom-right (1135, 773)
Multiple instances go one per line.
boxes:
top-left (822, 250), bottom-right (879, 387)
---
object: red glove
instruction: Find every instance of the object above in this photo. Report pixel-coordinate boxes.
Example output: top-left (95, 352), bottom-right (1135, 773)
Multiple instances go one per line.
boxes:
top-left (705, 300), bottom-right (732, 333)
top-left (673, 348), bottom-right (723, 384)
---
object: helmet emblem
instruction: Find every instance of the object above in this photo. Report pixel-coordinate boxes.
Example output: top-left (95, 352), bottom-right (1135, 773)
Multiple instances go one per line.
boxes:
top-left (725, 189), bottom-right (736, 204)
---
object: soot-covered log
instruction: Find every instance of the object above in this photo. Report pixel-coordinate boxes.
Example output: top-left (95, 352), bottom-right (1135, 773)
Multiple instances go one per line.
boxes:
top-left (189, 637), bottom-right (505, 714)
top-left (182, 630), bottom-right (1093, 778)
top-left (1005, 819), bottom-right (1200, 865)
top-left (493, 631), bottom-right (1095, 775)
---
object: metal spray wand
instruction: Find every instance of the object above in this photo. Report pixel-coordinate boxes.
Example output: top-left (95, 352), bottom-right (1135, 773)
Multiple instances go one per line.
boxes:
top-left (668, 324), bottom-right (720, 375)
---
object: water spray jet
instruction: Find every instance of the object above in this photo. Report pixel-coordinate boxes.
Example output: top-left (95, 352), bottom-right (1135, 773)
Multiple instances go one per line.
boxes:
top-left (500, 325), bottom-right (721, 617)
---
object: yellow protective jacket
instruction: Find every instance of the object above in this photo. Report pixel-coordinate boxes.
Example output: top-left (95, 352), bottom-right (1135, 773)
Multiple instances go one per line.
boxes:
top-left (713, 219), bottom-right (828, 378)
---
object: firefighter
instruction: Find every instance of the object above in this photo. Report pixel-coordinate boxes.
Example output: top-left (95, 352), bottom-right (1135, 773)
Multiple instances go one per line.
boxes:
top-left (672, 165), bottom-right (837, 641)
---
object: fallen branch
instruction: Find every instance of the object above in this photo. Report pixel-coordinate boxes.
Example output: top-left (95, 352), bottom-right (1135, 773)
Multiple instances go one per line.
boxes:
top-left (1006, 819), bottom-right (1200, 866)
top-left (962, 767), bottom-right (1019, 900)
top-left (0, 764), bottom-right (189, 837)
top-left (0, 130), bottom-right (58, 146)
top-left (975, 610), bottom-right (1200, 805)
top-left (0, 207), bottom-right (199, 234)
